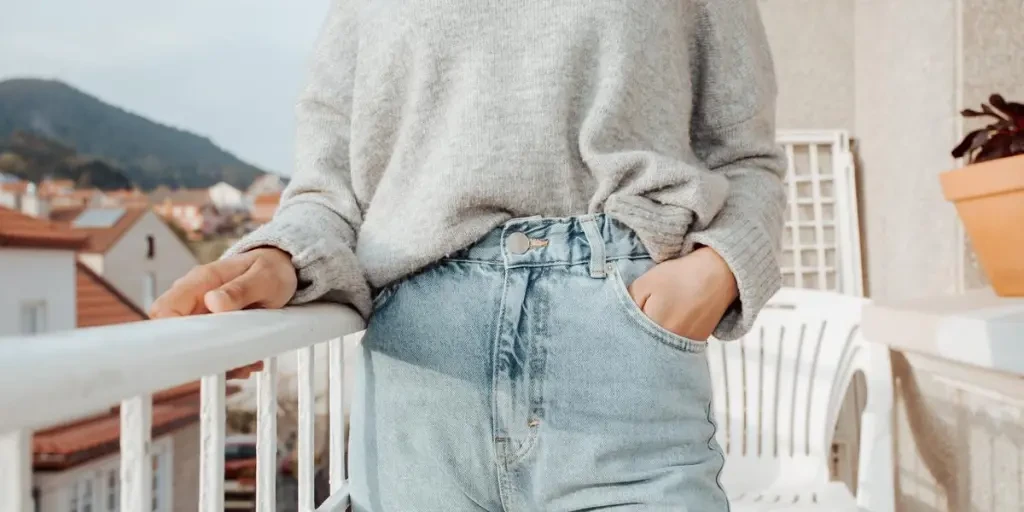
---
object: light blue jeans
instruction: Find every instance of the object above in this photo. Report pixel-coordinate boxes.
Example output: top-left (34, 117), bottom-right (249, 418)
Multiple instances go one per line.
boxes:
top-left (350, 215), bottom-right (728, 511)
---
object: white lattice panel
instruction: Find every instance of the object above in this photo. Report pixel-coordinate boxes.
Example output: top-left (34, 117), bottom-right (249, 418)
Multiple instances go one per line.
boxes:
top-left (777, 130), bottom-right (864, 296)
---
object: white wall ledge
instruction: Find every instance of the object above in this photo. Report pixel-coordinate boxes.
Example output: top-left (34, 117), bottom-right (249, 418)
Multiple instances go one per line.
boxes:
top-left (863, 288), bottom-right (1024, 375)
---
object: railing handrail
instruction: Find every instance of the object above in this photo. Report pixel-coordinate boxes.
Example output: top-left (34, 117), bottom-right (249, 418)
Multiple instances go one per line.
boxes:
top-left (0, 304), bottom-right (365, 433)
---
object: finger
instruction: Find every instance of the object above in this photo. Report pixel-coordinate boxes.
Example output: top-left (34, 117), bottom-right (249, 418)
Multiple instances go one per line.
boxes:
top-left (627, 275), bottom-right (651, 310)
top-left (149, 257), bottom-right (252, 318)
top-left (641, 293), bottom-right (671, 323)
top-left (205, 258), bottom-right (279, 313)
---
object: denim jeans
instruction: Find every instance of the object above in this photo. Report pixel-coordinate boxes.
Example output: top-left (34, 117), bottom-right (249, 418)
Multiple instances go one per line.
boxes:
top-left (350, 215), bottom-right (728, 511)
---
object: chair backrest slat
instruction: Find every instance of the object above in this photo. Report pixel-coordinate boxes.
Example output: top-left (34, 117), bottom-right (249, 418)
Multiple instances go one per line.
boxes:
top-left (710, 288), bottom-right (867, 484)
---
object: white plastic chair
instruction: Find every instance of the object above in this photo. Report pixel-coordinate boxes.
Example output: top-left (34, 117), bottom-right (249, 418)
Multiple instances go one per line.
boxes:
top-left (708, 288), bottom-right (895, 512)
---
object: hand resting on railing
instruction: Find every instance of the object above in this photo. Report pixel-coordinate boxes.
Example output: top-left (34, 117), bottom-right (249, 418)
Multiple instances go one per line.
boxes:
top-left (150, 247), bottom-right (297, 318)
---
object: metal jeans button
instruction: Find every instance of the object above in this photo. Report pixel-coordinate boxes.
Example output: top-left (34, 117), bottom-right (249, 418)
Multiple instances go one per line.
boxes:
top-left (507, 232), bottom-right (531, 254)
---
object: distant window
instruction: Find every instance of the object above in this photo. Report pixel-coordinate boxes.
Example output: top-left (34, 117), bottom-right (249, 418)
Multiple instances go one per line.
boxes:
top-left (149, 452), bottom-right (165, 512)
top-left (146, 235), bottom-right (155, 259)
top-left (21, 301), bottom-right (47, 334)
top-left (225, 443), bottom-right (258, 461)
top-left (143, 273), bottom-right (157, 311)
top-left (82, 481), bottom-right (92, 512)
top-left (68, 484), bottom-right (78, 512)
top-left (106, 470), bottom-right (118, 512)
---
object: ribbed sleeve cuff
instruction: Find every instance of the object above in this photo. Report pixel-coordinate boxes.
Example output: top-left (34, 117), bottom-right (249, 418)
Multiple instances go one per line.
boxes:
top-left (222, 202), bottom-right (372, 318)
top-left (684, 209), bottom-right (782, 341)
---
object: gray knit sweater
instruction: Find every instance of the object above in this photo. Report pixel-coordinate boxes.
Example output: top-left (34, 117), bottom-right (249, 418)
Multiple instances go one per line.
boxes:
top-left (227, 0), bottom-right (787, 341)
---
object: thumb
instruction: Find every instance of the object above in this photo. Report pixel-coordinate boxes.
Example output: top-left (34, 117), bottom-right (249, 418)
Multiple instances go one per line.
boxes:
top-left (204, 261), bottom-right (271, 313)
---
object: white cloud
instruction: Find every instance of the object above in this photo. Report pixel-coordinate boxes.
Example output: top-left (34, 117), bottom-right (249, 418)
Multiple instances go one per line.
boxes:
top-left (0, 0), bottom-right (331, 173)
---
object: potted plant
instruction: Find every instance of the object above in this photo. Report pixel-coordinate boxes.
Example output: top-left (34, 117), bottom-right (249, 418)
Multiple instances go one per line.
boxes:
top-left (942, 93), bottom-right (1024, 296)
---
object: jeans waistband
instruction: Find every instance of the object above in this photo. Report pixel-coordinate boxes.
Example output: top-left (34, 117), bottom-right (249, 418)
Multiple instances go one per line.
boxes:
top-left (448, 214), bottom-right (649, 275)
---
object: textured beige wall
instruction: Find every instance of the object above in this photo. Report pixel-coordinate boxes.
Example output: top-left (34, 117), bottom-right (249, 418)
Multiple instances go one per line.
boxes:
top-left (172, 423), bottom-right (200, 512)
top-left (759, 0), bottom-right (855, 131)
top-left (853, 0), bottom-right (963, 300)
top-left (962, 0), bottom-right (1024, 106)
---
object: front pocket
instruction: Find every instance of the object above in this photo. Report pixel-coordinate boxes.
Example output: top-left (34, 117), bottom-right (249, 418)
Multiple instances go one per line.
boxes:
top-left (608, 264), bottom-right (707, 354)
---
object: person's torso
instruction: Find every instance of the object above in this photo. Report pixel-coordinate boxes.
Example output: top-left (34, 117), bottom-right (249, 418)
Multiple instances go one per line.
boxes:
top-left (349, 0), bottom-right (727, 283)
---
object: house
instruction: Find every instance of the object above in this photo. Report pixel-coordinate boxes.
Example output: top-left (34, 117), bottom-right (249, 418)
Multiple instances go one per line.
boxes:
top-left (33, 264), bottom-right (203, 512)
top-left (0, 204), bottom-right (201, 512)
top-left (0, 180), bottom-right (30, 210)
top-left (1, 206), bottom-right (204, 512)
top-left (245, 173), bottom-right (286, 200)
top-left (38, 179), bottom-right (75, 197)
top-left (248, 192), bottom-right (280, 226)
top-left (99, 189), bottom-right (150, 209)
top-left (151, 189), bottom-right (224, 238)
top-left (46, 189), bottom-right (106, 211)
top-left (50, 206), bottom-right (198, 311)
top-left (208, 182), bottom-right (245, 213)
top-left (0, 206), bottom-right (86, 335)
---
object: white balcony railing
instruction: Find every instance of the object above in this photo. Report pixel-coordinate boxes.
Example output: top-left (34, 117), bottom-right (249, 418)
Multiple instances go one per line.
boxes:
top-left (0, 304), bottom-right (365, 512)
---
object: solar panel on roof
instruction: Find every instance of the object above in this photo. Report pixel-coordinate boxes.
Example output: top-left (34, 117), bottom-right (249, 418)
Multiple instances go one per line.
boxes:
top-left (72, 208), bottom-right (126, 228)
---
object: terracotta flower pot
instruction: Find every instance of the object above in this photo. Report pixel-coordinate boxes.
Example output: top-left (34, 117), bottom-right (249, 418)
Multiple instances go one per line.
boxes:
top-left (940, 153), bottom-right (1024, 296)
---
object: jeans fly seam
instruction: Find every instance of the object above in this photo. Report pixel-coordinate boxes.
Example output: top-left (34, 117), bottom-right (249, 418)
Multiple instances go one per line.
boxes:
top-left (492, 224), bottom-right (517, 511)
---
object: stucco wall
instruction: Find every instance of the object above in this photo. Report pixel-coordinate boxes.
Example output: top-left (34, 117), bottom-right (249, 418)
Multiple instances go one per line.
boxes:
top-left (171, 422), bottom-right (200, 512)
top-left (98, 211), bottom-right (198, 310)
top-left (760, 0), bottom-right (855, 132)
top-left (0, 248), bottom-right (76, 335)
top-left (853, 0), bottom-right (963, 300)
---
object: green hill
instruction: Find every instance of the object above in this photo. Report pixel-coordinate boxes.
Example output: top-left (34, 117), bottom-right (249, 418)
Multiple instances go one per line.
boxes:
top-left (0, 78), bottom-right (266, 190)
top-left (0, 131), bottom-right (134, 190)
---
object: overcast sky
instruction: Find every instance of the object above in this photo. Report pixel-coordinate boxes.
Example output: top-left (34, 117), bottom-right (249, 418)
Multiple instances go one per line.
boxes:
top-left (0, 0), bottom-right (331, 174)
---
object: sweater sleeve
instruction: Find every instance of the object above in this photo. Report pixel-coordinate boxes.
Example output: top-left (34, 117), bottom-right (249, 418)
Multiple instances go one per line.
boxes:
top-left (685, 0), bottom-right (788, 341)
top-left (224, 0), bottom-right (371, 318)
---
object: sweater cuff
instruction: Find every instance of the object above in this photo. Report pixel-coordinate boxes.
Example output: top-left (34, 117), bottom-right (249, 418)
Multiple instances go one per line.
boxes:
top-left (222, 202), bottom-right (372, 318)
top-left (684, 209), bottom-right (781, 341)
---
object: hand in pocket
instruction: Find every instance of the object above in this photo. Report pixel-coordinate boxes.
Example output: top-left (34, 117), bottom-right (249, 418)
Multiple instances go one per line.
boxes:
top-left (627, 247), bottom-right (738, 341)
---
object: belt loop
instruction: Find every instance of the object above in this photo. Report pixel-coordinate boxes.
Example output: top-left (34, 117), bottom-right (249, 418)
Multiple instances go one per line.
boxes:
top-left (579, 215), bottom-right (607, 278)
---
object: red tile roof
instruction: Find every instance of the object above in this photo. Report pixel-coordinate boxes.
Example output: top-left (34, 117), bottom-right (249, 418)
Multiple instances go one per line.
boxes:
top-left (151, 189), bottom-right (212, 207)
top-left (250, 193), bottom-right (281, 224)
top-left (76, 262), bottom-right (148, 328)
top-left (252, 193), bottom-right (281, 206)
top-left (33, 383), bottom-right (204, 470)
top-left (32, 379), bottom-right (254, 471)
top-left (33, 381), bottom-right (250, 470)
top-left (0, 206), bottom-right (88, 250)
top-left (104, 189), bottom-right (150, 206)
top-left (39, 179), bottom-right (75, 193)
top-left (0, 181), bottom-right (30, 194)
top-left (48, 206), bottom-right (86, 224)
